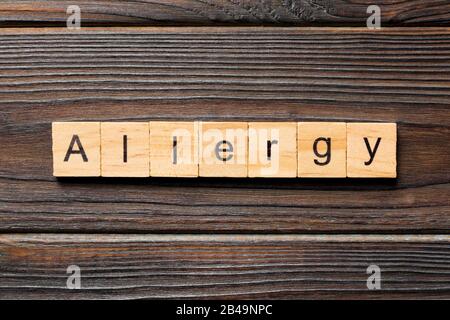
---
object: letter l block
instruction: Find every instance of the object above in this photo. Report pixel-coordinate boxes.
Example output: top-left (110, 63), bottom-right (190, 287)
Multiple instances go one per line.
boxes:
top-left (101, 122), bottom-right (150, 177)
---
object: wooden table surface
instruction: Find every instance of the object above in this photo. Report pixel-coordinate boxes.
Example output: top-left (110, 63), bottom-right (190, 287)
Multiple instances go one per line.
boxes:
top-left (0, 1), bottom-right (449, 299)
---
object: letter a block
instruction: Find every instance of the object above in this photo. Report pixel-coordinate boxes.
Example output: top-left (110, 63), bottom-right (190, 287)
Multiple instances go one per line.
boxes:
top-left (248, 122), bottom-right (297, 177)
top-left (150, 121), bottom-right (199, 177)
top-left (101, 122), bottom-right (149, 177)
top-left (298, 122), bottom-right (347, 178)
top-left (199, 122), bottom-right (248, 177)
top-left (52, 122), bottom-right (101, 177)
top-left (347, 123), bottom-right (397, 178)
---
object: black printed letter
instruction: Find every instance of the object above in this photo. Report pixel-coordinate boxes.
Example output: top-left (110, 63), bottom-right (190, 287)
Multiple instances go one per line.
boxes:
top-left (313, 137), bottom-right (331, 166)
top-left (267, 140), bottom-right (278, 160)
top-left (215, 140), bottom-right (233, 162)
top-left (123, 135), bottom-right (128, 163)
top-left (172, 136), bottom-right (177, 164)
top-left (364, 137), bottom-right (381, 166)
top-left (64, 135), bottom-right (88, 162)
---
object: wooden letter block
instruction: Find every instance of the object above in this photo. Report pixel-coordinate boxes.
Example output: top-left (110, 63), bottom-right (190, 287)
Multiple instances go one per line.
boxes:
top-left (347, 123), bottom-right (397, 178)
top-left (101, 122), bottom-right (149, 177)
top-left (298, 122), bottom-right (347, 178)
top-left (52, 122), bottom-right (101, 177)
top-left (199, 122), bottom-right (247, 177)
top-left (248, 122), bottom-right (297, 177)
top-left (149, 121), bottom-right (199, 177)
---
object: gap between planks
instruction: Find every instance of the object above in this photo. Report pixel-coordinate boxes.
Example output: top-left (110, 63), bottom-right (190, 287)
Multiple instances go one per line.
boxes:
top-left (0, 27), bottom-right (450, 35)
top-left (0, 234), bottom-right (448, 243)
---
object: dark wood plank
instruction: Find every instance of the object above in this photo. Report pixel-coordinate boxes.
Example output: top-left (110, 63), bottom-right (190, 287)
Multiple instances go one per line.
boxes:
top-left (0, 27), bottom-right (449, 233)
top-left (0, 234), bottom-right (448, 299)
top-left (1, 1), bottom-right (449, 27)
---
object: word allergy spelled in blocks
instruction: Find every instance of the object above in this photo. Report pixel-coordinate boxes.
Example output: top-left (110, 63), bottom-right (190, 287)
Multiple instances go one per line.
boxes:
top-left (52, 121), bottom-right (397, 178)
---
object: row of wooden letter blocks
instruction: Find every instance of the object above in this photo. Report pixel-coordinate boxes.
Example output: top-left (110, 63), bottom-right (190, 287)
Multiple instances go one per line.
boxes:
top-left (52, 122), bottom-right (397, 178)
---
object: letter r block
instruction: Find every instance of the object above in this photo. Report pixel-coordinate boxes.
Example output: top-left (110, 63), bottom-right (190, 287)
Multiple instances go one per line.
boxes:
top-left (248, 122), bottom-right (297, 177)
top-left (52, 122), bottom-right (101, 177)
top-left (101, 122), bottom-right (149, 177)
top-left (199, 122), bottom-right (248, 177)
top-left (347, 123), bottom-right (397, 178)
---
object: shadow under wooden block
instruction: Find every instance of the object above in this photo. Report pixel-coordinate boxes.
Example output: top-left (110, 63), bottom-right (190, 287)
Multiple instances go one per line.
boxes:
top-left (298, 122), bottom-right (347, 178)
top-left (52, 122), bottom-right (101, 177)
top-left (347, 123), bottom-right (397, 178)
top-left (149, 121), bottom-right (199, 177)
top-left (248, 122), bottom-right (297, 178)
top-left (199, 122), bottom-right (248, 177)
top-left (101, 122), bottom-right (149, 177)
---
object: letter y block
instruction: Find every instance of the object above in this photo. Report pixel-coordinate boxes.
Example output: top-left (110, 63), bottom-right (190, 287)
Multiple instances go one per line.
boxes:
top-left (347, 123), bottom-right (397, 178)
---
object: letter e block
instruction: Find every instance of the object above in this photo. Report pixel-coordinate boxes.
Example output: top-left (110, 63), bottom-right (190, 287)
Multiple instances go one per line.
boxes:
top-left (347, 123), bottom-right (397, 178)
top-left (248, 122), bottom-right (297, 177)
top-left (199, 122), bottom-right (247, 177)
top-left (101, 122), bottom-right (149, 177)
top-left (52, 122), bottom-right (100, 177)
top-left (150, 121), bottom-right (199, 177)
top-left (298, 122), bottom-right (347, 178)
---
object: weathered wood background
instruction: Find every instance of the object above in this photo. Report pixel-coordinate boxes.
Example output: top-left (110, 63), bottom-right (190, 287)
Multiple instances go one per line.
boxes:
top-left (1, 235), bottom-right (449, 299)
top-left (0, 0), bottom-right (449, 26)
top-left (0, 1), bottom-right (449, 299)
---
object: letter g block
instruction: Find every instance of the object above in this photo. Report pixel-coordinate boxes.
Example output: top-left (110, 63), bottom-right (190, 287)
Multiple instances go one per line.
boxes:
top-left (298, 122), bottom-right (347, 178)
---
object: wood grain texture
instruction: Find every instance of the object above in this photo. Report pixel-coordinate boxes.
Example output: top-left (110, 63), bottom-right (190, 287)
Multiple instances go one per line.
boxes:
top-left (0, 234), bottom-right (448, 299)
top-left (0, 27), bottom-right (449, 233)
top-left (0, 0), bottom-right (449, 27)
